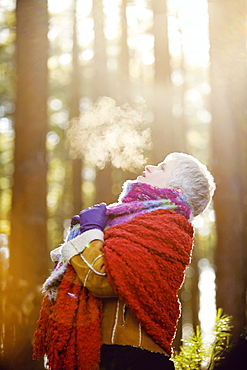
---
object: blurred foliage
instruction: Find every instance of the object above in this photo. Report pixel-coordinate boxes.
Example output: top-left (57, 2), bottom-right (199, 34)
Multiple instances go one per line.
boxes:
top-left (0, 1), bottom-right (15, 236)
top-left (207, 309), bottom-right (233, 370)
top-left (173, 309), bottom-right (232, 370)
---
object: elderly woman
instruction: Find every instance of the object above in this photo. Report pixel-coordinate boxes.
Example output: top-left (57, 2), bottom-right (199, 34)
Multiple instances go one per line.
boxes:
top-left (33, 152), bottom-right (215, 370)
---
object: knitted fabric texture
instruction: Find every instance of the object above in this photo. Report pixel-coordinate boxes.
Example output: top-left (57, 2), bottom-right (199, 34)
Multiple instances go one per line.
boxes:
top-left (33, 265), bottom-right (102, 370)
top-left (104, 209), bottom-right (194, 356)
top-left (106, 180), bottom-right (191, 227)
top-left (33, 182), bottom-right (193, 368)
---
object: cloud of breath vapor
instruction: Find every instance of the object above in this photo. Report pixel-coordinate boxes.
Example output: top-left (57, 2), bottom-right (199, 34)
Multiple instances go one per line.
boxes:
top-left (66, 96), bottom-right (152, 171)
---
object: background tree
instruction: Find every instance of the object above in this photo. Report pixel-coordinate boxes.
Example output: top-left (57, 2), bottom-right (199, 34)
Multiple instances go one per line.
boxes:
top-left (0, 2), bottom-right (16, 237)
top-left (118, 0), bottom-right (130, 104)
top-left (209, 0), bottom-right (247, 341)
top-left (3, 1), bottom-right (48, 369)
top-left (92, 0), bottom-right (115, 205)
top-left (70, 0), bottom-right (83, 213)
top-left (152, 0), bottom-right (174, 163)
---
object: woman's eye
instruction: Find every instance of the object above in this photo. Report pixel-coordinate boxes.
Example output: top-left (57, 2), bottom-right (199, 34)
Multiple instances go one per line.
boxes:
top-left (160, 164), bottom-right (166, 171)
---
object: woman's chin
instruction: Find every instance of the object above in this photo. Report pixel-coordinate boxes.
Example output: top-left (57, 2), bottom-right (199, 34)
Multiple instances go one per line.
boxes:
top-left (136, 176), bottom-right (146, 183)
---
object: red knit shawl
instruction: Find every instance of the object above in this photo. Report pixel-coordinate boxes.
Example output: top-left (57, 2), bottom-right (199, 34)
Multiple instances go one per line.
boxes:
top-left (103, 209), bottom-right (194, 356)
top-left (33, 209), bottom-right (193, 368)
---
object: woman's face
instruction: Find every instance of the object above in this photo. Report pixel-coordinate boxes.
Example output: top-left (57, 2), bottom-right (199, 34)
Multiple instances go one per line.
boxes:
top-left (136, 158), bottom-right (177, 189)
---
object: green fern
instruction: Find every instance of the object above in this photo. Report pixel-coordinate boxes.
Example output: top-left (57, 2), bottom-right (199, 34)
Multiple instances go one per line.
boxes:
top-left (173, 326), bottom-right (205, 370)
top-left (173, 309), bottom-right (232, 370)
top-left (207, 308), bottom-right (232, 369)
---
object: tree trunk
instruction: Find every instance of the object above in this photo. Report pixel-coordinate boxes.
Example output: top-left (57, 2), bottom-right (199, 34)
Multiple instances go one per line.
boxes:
top-left (92, 0), bottom-right (114, 205)
top-left (4, 0), bottom-right (48, 368)
top-left (209, 0), bottom-right (247, 341)
top-left (118, 0), bottom-right (130, 104)
top-left (70, 0), bottom-right (82, 213)
top-left (152, 0), bottom-right (174, 163)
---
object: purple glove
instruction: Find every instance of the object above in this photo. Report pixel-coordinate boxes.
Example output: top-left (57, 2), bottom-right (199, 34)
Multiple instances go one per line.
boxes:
top-left (79, 203), bottom-right (108, 233)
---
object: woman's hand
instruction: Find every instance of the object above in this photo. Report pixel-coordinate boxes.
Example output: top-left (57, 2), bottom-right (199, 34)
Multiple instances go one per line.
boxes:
top-left (79, 203), bottom-right (108, 233)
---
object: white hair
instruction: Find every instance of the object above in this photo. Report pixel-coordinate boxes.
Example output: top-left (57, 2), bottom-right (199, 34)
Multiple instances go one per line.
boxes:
top-left (165, 152), bottom-right (216, 217)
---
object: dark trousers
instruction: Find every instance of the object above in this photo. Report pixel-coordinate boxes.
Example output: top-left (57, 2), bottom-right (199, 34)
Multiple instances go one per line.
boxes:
top-left (100, 344), bottom-right (175, 370)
